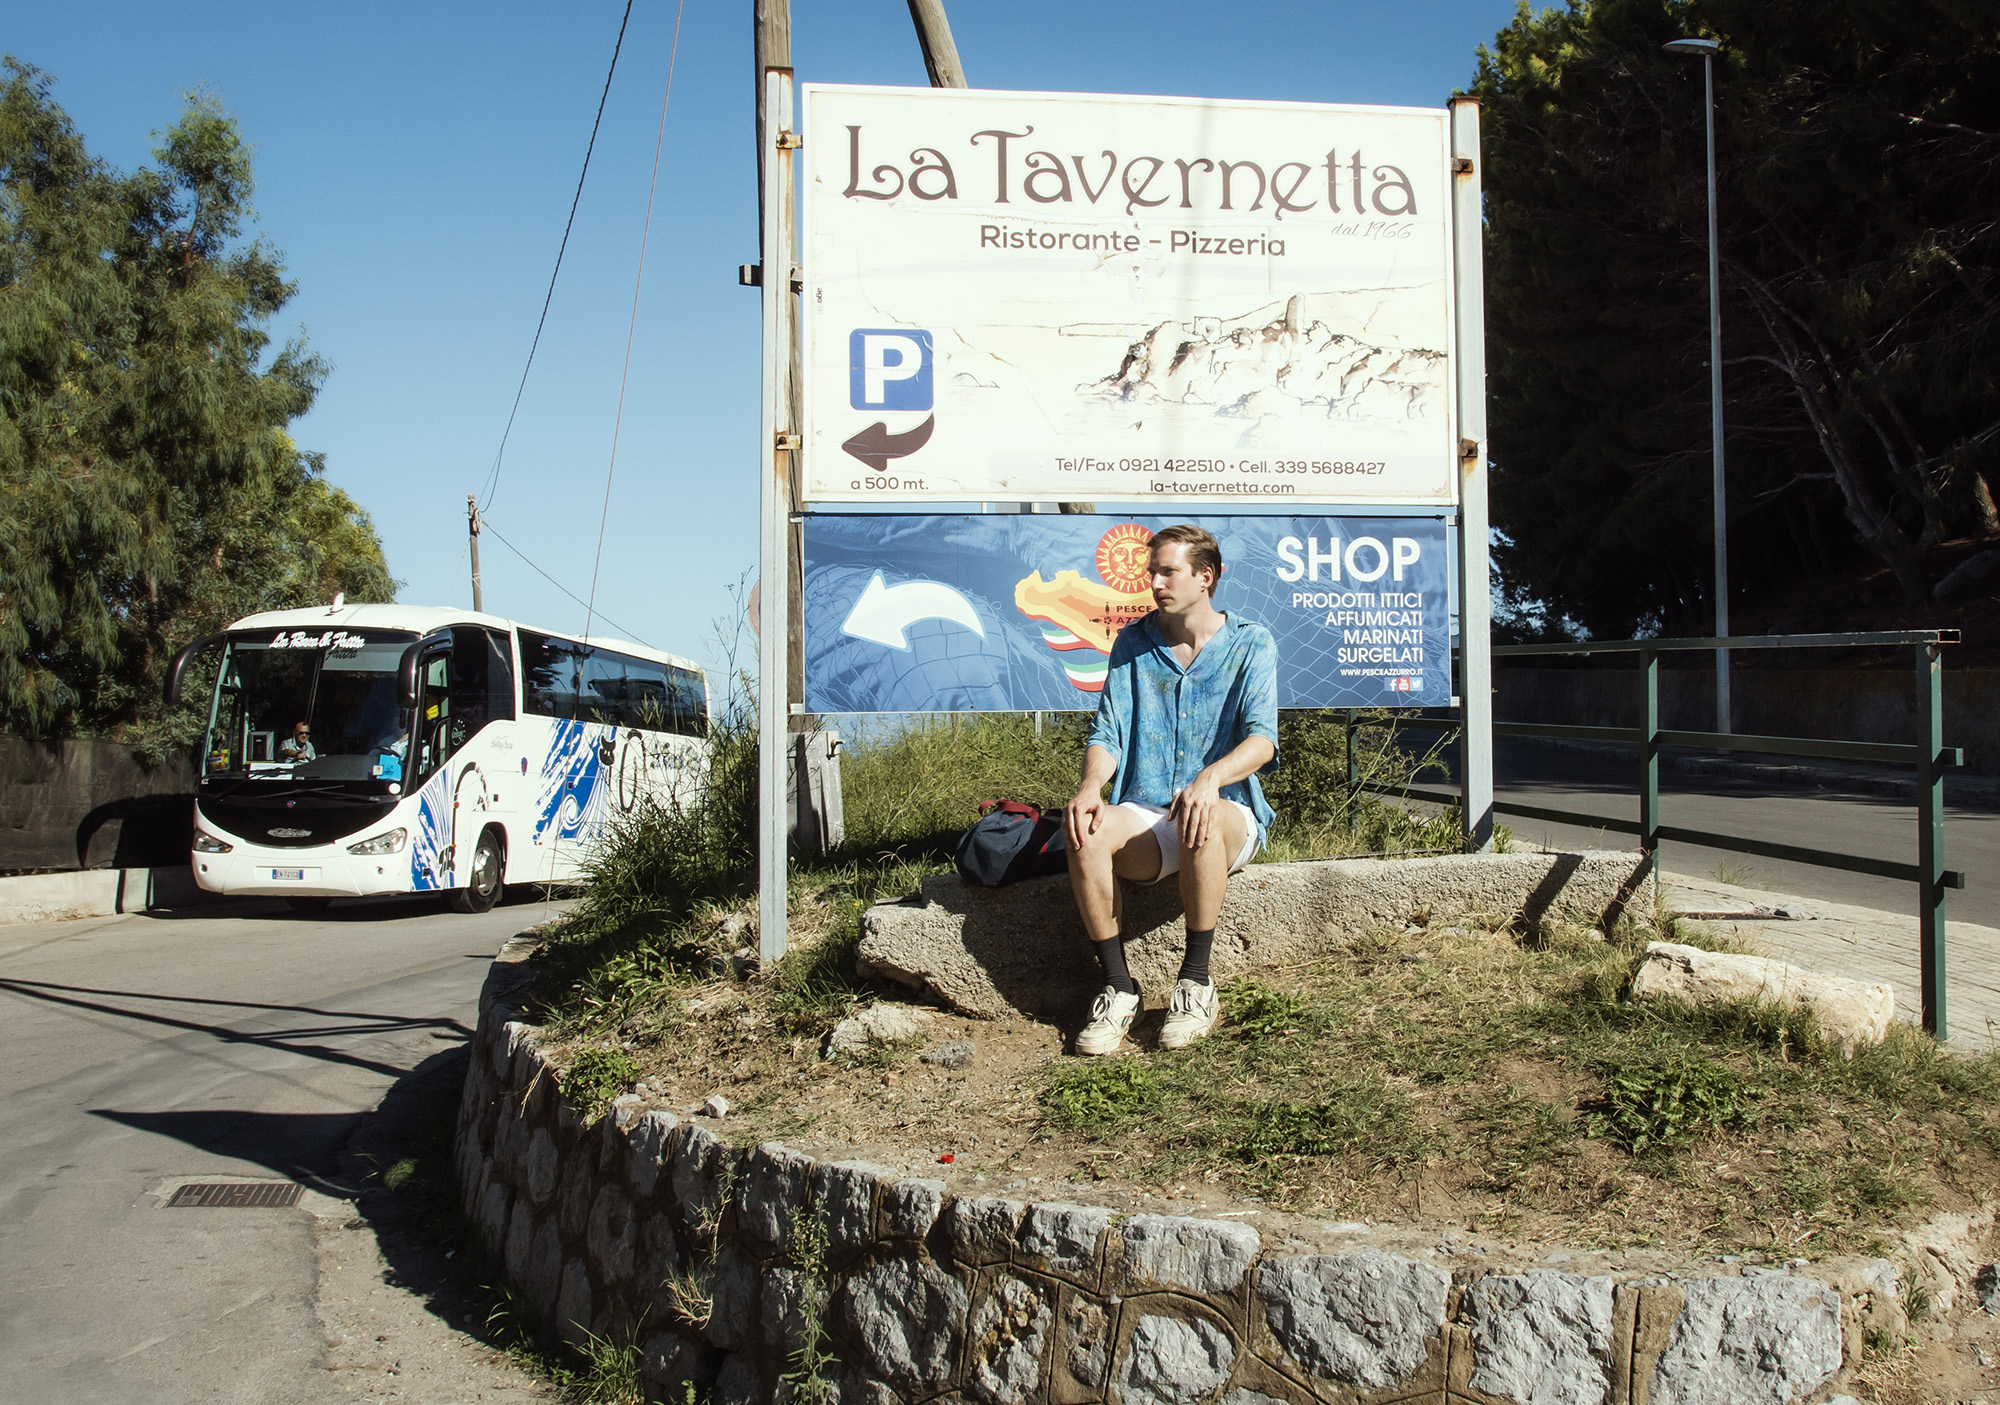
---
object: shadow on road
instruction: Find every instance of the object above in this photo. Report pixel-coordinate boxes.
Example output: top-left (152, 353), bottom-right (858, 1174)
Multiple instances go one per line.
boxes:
top-left (328, 1043), bottom-right (547, 1358)
top-left (91, 1108), bottom-right (368, 1194)
top-left (138, 885), bottom-right (565, 923)
top-left (0, 975), bottom-right (468, 1078)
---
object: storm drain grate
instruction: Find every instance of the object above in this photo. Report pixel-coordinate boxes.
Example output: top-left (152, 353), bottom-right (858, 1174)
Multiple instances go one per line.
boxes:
top-left (168, 1181), bottom-right (303, 1209)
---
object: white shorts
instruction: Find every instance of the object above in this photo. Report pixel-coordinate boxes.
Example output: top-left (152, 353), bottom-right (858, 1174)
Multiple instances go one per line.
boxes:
top-left (1116, 800), bottom-right (1259, 883)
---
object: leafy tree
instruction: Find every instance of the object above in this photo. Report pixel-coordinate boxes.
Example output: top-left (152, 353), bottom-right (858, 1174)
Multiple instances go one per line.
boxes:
top-left (1471, 0), bottom-right (2000, 636)
top-left (0, 60), bottom-right (393, 742)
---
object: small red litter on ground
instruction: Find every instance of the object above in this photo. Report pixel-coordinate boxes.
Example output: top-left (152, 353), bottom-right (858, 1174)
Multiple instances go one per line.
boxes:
top-left (938, 1153), bottom-right (955, 1164)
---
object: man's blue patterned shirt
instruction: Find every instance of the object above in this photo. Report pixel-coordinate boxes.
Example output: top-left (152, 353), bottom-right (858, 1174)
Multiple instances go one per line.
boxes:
top-left (1085, 610), bottom-right (1280, 845)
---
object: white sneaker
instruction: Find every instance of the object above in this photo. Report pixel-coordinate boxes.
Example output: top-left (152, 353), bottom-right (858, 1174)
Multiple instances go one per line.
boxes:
top-left (1159, 979), bottom-right (1221, 1049)
top-left (1075, 986), bottom-right (1142, 1056)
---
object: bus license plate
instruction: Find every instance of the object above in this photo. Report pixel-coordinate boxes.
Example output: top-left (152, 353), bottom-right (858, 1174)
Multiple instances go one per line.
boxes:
top-left (271, 868), bottom-right (308, 881)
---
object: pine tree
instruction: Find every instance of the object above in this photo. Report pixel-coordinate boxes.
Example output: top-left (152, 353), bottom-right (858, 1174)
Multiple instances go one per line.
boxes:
top-left (0, 61), bottom-right (393, 741)
top-left (1471, 0), bottom-right (2000, 635)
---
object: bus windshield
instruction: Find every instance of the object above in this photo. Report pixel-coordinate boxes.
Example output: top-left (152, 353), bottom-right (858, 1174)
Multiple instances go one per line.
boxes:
top-left (203, 629), bottom-right (418, 783)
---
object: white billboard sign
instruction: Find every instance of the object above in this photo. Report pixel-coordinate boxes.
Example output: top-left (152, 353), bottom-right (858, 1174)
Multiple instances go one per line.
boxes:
top-left (800, 85), bottom-right (1458, 506)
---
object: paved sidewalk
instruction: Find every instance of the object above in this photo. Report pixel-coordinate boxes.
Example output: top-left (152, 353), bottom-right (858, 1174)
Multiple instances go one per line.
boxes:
top-left (1508, 735), bottom-right (2000, 807)
top-left (1659, 870), bottom-right (2000, 1051)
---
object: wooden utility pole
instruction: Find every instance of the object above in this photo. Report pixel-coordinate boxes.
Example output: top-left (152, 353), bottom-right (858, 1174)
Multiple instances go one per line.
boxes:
top-left (754, 0), bottom-right (807, 722)
top-left (467, 495), bottom-right (483, 613)
top-left (753, 0), bottom-right (790, 231)
top-left (903, 1), bottom-right (1093, 516)
top-left (906, 0), bottom-right (967, 88)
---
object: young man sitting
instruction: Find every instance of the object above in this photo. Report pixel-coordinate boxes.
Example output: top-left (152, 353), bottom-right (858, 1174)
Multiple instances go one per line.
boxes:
top-left (1063, 524), bottom-right (1279, 1055)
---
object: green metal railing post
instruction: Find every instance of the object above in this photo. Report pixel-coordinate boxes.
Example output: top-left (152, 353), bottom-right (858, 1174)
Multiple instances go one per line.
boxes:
top-left (1917, 640), bottom-right (1946, 1038)
top-left (1639, 649), bottom-right (1659, 860)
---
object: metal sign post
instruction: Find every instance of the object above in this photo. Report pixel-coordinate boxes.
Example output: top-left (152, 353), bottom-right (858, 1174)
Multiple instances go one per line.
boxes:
top-left (1449, 97), bottom-right (1493, 852)
top-left (758, 67), bottom-right (797, 964)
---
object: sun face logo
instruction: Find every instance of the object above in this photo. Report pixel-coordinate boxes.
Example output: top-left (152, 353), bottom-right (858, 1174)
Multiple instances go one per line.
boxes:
top-left (1013, 523), bottom-right (1158, 693)
top-left (1095, 523), bottom-right (1155, 594)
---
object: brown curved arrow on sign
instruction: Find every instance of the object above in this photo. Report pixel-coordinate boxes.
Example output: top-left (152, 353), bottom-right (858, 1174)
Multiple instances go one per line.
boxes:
top-left (841, 414), bottom-right (936, 471)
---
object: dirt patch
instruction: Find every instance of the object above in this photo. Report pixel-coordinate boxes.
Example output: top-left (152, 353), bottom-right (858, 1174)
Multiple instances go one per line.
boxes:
top-left (523, 901), bottom-right (2000, 1268)
top-left (313, 1206), bottom-right (553, 1402)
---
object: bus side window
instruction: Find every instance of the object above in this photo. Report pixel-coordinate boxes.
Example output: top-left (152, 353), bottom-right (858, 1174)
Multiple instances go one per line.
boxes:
top-left (485, 629), bottom-right (517, 721)
top-left (448, 626), bottom-right (517, 745)
top-left (668, 666), bottom-right (708, 737)
top-left (415, 651), bottom-right (453, 781)
top-left (520, 630), bottom-right (580, 719)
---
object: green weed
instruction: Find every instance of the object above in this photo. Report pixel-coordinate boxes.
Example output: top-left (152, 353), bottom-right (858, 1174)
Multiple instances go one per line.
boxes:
top-left (568, 1326), bottom-right (645, 1405)
top-left (1583, 1054), bottom-right (1748, 1154)
top-left (1228, 1081), bottom-right (1414, 1162)
top-left (560, 1047), bottom-right (641, 1120)
top-left (779, 1210), bottom-right (840, 1405)
top-left (1222, 979), bottom-right (1311, 1041)
top-left (1041, 1059), bottom-right (1173, 1133)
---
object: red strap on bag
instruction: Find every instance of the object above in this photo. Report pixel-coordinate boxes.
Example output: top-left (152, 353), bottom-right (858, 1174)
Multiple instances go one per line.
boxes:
top-left (977, 799), bottom-right (1043, 820)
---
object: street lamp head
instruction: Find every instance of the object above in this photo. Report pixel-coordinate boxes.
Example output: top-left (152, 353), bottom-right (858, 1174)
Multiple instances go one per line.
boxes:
top-left (1663, 37), bottom-right (1722, 56)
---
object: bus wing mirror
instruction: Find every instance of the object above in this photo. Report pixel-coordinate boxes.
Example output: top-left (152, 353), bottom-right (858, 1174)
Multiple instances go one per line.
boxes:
top-left (164, 634), bottom-right (226, 704)
top-left (398, 642), bottom-right (425, 710)
top-left (400, 637), bottom-right (451, 710)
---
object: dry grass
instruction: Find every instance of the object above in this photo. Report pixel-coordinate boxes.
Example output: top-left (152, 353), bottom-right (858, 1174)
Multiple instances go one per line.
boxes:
top-left (523, 890), bottom-right (2000, 1262)
top-left (519, 699), bottom-right (2000, 1260)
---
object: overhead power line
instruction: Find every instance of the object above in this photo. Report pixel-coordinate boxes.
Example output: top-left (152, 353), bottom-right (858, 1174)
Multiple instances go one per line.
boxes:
top-left (481, 517), bottom-right (652, 648)
top-left (478, 0), bottom-right (635, 515)
top-left (585, 0), bottom-right (686, 644)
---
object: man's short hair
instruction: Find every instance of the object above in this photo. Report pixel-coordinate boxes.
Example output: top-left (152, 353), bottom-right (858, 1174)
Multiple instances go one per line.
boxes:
top-left (1149, 524), bottom-right (1223, 591)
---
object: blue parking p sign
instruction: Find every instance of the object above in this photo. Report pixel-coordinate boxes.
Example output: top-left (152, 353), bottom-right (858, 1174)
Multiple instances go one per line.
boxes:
top-left (848, 329), bottom-right (933, 411)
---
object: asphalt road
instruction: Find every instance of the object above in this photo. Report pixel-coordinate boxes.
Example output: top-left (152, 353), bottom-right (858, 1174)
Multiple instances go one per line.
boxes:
top-left (1488, 742), bottom-right (2000, 926)
top-left (0, 891), bottom-right (562, 1404)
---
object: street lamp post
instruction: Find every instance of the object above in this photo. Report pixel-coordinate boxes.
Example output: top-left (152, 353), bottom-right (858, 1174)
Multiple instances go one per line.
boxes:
top-left (1664, 35), bottom-right (1729, 733)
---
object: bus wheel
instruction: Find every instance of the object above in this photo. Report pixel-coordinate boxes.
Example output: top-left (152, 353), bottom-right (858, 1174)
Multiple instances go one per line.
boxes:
top-left (450, 830), bottom-right (504, 914)
top-left (285, 896), bottom-right (333, 914)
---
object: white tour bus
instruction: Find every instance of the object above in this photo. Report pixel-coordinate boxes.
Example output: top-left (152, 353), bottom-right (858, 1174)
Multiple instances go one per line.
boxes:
top-left (165, 602), bottom-right (708, 913)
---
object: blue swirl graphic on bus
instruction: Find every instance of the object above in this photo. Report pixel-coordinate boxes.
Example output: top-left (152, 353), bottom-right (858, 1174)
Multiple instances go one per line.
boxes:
top-left (410, 769), bottom-right (451, 890)
top-left (534, 720), bottom-right (612, 846)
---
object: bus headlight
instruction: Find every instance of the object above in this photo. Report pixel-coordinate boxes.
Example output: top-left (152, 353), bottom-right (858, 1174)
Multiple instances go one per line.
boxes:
top-left (192, 832), bottom-right (233, 853)
top-left (347, 828), bottom-right (408, 856)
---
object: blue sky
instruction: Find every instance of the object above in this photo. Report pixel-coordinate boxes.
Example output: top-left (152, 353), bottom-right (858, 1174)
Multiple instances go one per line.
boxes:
top-left (11, 2), bottom-right (1521, 673)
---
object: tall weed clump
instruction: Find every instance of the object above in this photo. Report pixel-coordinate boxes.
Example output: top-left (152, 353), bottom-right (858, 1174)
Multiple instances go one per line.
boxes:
top-left (838, 712), bottom-right (1090, 854)
top-left (836, 708), bottom-right (1462, 862)
top-left (1261, 709), bottom-right (1463, 858)
top-left (556, 675), bottom-right (759, 948)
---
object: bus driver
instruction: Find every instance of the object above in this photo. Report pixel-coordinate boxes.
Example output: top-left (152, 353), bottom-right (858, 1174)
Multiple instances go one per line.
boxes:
top-left (278, 721), bottom-right (316, 763)
top-left (1063, 524), bottom-right (1280, 1056)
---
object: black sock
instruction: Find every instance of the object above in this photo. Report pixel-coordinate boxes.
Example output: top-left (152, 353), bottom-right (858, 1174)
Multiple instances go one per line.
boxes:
top-left (1179, 928), bottom-right (1215, 987)
top-left (1093, 937), bottom-right (1139, 996)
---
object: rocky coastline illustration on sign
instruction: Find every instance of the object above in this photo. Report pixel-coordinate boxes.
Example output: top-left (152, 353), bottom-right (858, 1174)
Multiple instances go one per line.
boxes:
top-left (1082, 294), bottom-right (1448, 431)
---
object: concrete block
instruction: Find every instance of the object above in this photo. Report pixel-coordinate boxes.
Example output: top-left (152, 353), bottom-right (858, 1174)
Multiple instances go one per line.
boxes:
top-left (859, 851), bottom-right (1650, 1018)
top-left (1631, 941), bottom-right (1894, 1047)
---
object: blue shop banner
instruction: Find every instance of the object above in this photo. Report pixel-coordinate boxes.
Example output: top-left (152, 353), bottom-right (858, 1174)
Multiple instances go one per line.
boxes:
top-left (803, 515), bottom-right (1451, 713)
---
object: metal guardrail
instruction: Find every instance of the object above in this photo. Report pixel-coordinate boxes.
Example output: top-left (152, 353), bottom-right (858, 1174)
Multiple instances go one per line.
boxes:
top-left (1343, 630), bottom-right (1965, 1038)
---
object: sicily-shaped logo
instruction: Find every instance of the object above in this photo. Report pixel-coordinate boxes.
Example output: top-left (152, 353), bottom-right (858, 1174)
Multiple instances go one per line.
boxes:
top-left (1013, 523), bottom-right (1155, 693)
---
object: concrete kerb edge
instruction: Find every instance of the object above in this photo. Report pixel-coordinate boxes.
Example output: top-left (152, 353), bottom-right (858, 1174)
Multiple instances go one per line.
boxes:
top-left (0, 865), bottom-right (221, 926)
top-left (456, 929), bottom-right (1896, 1405)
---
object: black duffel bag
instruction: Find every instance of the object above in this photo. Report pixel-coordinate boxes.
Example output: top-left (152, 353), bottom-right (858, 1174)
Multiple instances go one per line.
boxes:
top-left (954, 800), bottom-right (1070, 887)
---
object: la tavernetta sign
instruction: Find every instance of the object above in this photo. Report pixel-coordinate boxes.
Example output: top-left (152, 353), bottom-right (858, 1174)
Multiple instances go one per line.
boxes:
top-left (799, 84), bottom-right (1460, 508)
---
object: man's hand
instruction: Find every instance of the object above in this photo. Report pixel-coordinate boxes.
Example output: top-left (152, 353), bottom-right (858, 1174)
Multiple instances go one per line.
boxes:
top-left (1170, 769), bottom-right (1224, 852)
top-left (1066, 784), bottom-right (1109, 852)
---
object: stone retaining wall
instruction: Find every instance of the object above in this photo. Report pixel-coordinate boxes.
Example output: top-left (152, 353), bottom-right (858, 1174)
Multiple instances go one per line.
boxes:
top-left (457, 941), bottom-right (1883, 1405)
